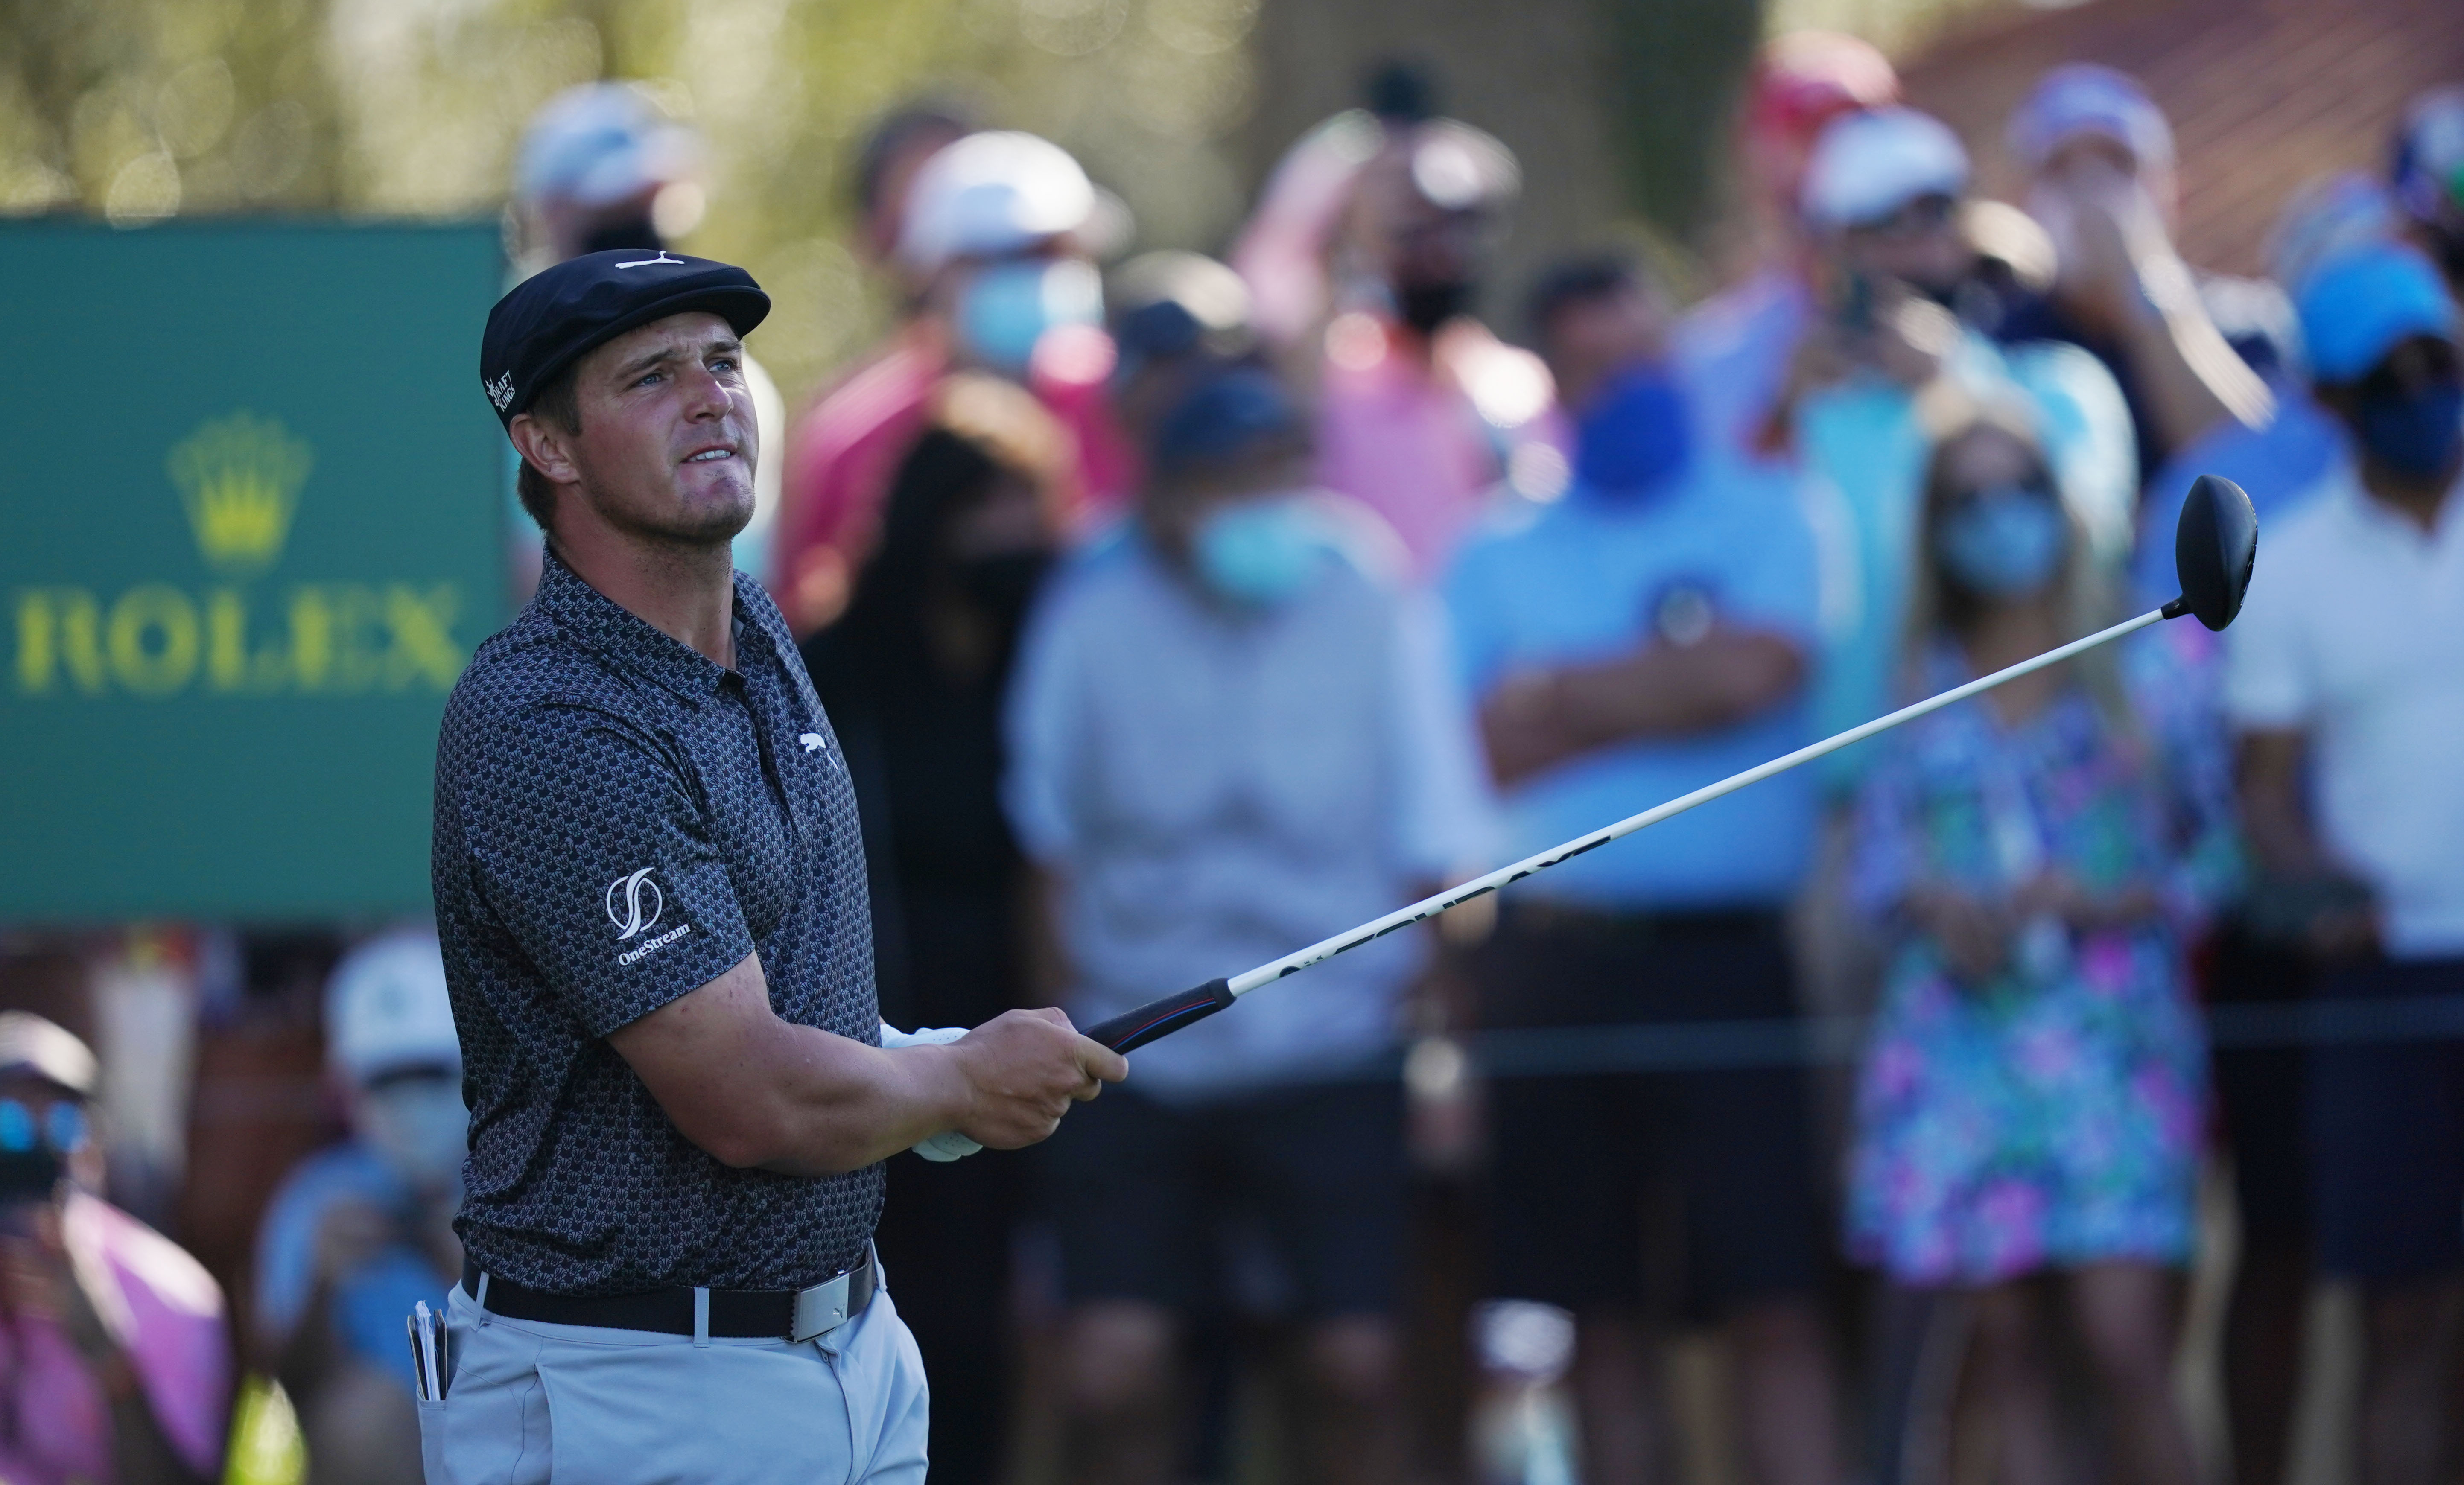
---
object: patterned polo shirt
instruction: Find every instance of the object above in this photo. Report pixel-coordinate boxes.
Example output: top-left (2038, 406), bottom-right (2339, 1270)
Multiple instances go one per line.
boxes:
top-left (431, 548), bottom-right (881, 1295)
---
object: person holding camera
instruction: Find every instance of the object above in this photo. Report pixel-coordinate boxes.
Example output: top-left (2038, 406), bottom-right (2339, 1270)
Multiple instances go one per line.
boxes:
top-left (0, 1011), bottom-right (228, 1485)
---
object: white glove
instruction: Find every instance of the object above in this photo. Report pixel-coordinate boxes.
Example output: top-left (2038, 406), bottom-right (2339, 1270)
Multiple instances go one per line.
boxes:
top-left (878, 1023), bottom-right (983, 1162)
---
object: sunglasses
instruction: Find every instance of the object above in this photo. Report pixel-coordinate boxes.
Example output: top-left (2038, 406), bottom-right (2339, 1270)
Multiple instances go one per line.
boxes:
top-left (2357, 336), bottom-right (2463, 401)
top-left (1854, 192), bottom-right (1957, 240)
top-left (0, 1097), bottom-right (88, 1156)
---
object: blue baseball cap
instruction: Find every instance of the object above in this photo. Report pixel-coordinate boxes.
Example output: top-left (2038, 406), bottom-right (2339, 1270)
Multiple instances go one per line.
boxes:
top-left (2295, 242), bottom-right (2459, 385)
top-left (1150, 366), bottom-right (1306, 477)
top-left (480, 249), bottom-right (770, 428)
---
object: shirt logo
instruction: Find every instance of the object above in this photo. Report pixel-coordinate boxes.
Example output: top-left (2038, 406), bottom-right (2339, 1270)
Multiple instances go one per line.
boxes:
top-left (800, 732), bottom-right (825, 753)
top-left (605, 867), bottom-right (665, 941)
top-left (615, 251), bottom-right (684, 270)
top-left (484, 371), bottom-right (517, 411)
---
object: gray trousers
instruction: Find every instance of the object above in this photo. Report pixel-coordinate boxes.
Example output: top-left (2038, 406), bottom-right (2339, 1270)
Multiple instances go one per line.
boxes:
top-left (417, 1277), bottom-right (929, 1484)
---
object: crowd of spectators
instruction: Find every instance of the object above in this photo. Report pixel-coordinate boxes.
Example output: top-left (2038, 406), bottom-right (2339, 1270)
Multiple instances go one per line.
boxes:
top-left (6, 42), bottom-right (2463, 1485)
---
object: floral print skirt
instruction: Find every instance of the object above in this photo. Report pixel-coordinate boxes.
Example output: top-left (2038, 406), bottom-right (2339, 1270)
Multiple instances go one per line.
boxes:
top-left (1845, 928), bottom-right (2207, 1286)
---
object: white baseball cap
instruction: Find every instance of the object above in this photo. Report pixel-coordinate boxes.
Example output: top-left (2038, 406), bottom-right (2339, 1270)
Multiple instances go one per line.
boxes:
top-left (517, 82), bottom-right (699, 208)
top-left (325, 928), bottom-right (459, 1085)
top-left (897, 131), bottom-right (1097, 274)
top-left (1801, 106), bottom-right (1969, 229)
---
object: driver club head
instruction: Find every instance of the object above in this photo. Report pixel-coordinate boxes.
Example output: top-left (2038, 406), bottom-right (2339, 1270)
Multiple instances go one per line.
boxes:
top-left (2172, 473), bottom-right (2258, 631)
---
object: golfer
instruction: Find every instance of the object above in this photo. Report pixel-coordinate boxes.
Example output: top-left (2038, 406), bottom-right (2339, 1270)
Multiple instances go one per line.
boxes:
top-left (423, 249), bottom-right (1127, 1484)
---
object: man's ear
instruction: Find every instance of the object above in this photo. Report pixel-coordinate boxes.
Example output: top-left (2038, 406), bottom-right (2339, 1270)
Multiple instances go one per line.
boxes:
top-left (508, 411), bottom-right (581, 488)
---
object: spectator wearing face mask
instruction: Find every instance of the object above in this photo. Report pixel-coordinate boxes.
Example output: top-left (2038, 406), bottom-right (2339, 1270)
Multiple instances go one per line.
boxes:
top-left (253, 929), bottom-right (464, 1485)
top-left (507, 83), bottom-right (791, 598)
top-left (1231, 68), bottom-right (1559, 579)
top-left (2392, 86), bottom-right (2464, 300)
top-left (0, 1012), bottom-right (229, 1485)
top-left (1998, 66), bottom-right (2277, 488)
top-left (1845, 406), bottom-right (2233, 1485)
top-left (798, 376), bottom-right (1075, 1485)
top-left (2225, 243), bottom-right (2464, 1485)
top-left (1770, 106), bottom-right (2136, 788)
top-left (1006, 365), bottom-right (1493, 1485)
top-left (1446, 256), bottom-right (1842, 1485)
top-left (1674, 30), bottom-right (1901, 467)
top-left (776, 129), bottom-right (1132, 634)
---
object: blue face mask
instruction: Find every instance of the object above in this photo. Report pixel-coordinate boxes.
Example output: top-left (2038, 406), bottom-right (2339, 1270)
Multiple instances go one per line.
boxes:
top-left (1191, 497), bottom-right (1331, 607)
top-left (955, 258), bottom-right (1104, 376)
top-left (2355, 379), bottom-right (2464, 481)
top-left (1574, 363), bottom-right (1691, 499)
top-left (1935, 484), bottom-right (2068, 599)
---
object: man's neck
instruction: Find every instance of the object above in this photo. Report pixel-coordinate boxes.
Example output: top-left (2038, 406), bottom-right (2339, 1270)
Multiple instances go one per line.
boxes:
top-left (2358, 457), bottom-right (2459, 536)
top-left (552, 520), bottom-right (739, 669)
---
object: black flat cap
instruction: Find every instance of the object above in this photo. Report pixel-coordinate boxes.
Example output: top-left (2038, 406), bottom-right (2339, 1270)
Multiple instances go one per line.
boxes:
top-left (480, 249), bottom-right (771, 428)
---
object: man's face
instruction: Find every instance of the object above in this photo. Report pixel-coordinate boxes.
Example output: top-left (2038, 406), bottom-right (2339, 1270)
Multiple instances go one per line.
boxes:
top-left (517, 311), bottom-right (757, 548)
top-left (1841, 191), bottom-right (1972, 296)
top-left (1543, 285), bottom-right (1668, 411)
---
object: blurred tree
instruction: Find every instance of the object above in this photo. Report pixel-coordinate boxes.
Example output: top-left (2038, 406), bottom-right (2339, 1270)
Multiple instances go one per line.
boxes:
top-left (0, 0), bottom-right (1262, 405)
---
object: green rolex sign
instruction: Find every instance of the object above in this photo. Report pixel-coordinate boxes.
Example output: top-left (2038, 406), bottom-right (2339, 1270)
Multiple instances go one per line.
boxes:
top-left (0, 221), bottom-right (506, 920)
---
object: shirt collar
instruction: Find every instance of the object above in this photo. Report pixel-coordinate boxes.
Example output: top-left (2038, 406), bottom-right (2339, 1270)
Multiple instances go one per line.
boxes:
top-left (534, 545), bottom-right (744, 704)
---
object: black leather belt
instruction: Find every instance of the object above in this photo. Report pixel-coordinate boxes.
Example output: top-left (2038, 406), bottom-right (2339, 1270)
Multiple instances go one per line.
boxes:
top-left (461, 1244), bottom-right (876, 1343)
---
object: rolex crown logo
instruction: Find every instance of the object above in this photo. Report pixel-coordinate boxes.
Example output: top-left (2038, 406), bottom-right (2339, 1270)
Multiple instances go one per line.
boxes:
top-left (168, 411), bottom-right (312, 576)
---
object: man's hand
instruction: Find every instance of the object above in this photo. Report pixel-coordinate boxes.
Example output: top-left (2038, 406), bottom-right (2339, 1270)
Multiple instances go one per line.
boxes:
top-left (612, 954), bottom-right (1126, 1176)
top-left (942, 1008), bottom-right (1127, 1150)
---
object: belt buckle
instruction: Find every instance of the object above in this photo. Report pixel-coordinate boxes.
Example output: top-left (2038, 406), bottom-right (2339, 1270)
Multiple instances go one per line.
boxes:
top-left (791, 1273), bottom-right (849, 1342)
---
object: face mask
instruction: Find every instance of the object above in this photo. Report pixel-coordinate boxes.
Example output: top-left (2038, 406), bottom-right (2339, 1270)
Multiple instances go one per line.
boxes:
top-left (955, 550), bottom-right (1051, 629)
top-left (2354, 378), bottom-right (2464, 481)
top-left (1575, 363), bottom-right (1691, 498)
top-left (361, 1073), bottom-right (469, 1191)
top-left (955, 259), bottom-right (1104, 376)
top-left (579, 216), bottom-right (663, 256)
top-left (0, 1098), bottom-right (85, 1205)
top-left (1935, 484), bottom-right (2068, 599)
top-left (1191, 497), bottom-right (1331, 607)
top-left (1395, 278), bottom-right (1474, 336)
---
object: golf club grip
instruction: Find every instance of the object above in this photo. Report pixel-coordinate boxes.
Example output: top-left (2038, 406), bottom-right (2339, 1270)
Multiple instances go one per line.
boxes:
top-left (1085, 979), bottom-right (1236, 1053)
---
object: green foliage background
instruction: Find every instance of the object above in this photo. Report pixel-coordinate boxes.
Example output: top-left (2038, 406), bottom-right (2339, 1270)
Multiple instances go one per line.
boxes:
top-left (0, 0), bottom-right (1268, 404)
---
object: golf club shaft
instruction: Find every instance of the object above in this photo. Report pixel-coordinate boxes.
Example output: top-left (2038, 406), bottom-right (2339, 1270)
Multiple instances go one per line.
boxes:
top-left (1085, 602), bottom-right (2178, 1053)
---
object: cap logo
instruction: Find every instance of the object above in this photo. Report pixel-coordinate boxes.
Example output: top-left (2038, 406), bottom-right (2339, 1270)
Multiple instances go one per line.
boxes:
top-left (615, 251), bottom-right (684, 270)
top-left (484, 371), bottom-right (517, 411)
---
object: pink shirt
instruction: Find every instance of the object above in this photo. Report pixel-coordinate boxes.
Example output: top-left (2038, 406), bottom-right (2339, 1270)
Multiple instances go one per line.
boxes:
top-left (0, 1193), bottom-right (229, 1485)
top-left (772, 323), bottom-right (1133, 631)
top-left (1311, 315), bottom-right (1562, 581)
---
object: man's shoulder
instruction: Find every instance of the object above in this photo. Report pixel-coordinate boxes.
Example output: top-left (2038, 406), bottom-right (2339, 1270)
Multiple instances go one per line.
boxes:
top-left (441, 614), bottom-right (658, 768)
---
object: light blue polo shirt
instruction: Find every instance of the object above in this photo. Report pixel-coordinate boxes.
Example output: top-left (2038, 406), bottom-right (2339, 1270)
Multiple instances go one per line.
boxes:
top-left (1444, 467), bottom-right (1822, 909)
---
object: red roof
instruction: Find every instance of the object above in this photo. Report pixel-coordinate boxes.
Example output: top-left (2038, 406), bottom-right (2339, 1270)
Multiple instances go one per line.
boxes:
top-left (1899, 0), bottom-right (2464, 275)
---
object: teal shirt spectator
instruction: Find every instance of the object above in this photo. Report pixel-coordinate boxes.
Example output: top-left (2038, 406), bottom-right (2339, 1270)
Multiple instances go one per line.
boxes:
top-left (1795, 333), bottom-right (2135, 791)
top-left (1444, 464), bottom-right (1822, 908)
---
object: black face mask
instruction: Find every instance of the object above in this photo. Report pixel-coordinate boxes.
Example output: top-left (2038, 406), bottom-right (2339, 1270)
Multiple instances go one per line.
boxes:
top-left (580, 216), bottom-right (663, 256)
top-left (956, 551), bottom-right (1051, 632)
top-left (1395, 279), bottom-right (1475, 336)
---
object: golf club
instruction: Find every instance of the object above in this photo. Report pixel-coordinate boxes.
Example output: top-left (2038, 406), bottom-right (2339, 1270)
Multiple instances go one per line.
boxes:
top-left (1084, 473), bottom-right (2260, 1056)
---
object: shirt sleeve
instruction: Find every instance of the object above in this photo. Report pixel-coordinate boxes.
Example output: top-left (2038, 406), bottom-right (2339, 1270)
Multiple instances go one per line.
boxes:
top-left (1002, 583), bottom-right (1086, 865)
top-left (1385, 592), bottom-right (1502, 879)
top-left (459, 703), bottom-right (756, 1038)
top-left (2220, 543), bottom-right (2313, 730)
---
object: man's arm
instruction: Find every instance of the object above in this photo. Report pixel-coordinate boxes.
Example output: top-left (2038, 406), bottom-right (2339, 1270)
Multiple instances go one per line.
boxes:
top-left (609, 953), bottom-right (1126, 1176)
top-left (2236, 729), bottom-right (2330, 878)
top-left (1477, 629), bottom-right (1806, 788)
top-left (2236, 727), bottom-right (2378, 954)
